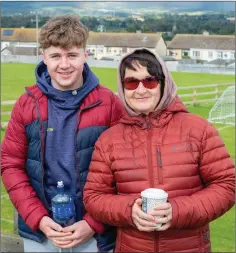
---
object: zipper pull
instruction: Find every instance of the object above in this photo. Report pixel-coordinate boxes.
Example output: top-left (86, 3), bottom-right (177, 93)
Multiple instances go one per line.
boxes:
top-left (157, 148), bottom-right (162, 168)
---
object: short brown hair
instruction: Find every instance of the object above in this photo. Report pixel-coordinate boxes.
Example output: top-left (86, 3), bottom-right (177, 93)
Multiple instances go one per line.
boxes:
top-left (39, 14), bottom-right (89, 50)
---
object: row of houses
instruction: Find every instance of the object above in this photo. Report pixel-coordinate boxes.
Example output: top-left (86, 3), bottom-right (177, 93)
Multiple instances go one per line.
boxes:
top-left (1, 27), bottom-right (235, 63)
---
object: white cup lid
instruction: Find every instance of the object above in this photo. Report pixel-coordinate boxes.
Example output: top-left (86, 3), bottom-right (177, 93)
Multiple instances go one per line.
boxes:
top-left (141, 188), bottom-right (168, 199)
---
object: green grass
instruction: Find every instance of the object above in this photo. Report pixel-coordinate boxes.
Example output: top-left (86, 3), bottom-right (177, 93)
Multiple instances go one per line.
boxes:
top-left (210, 207), bottom-right (235, 252)
top-left (1, 63), bottom-right (235, 252)
top-left (1, 63), bottom-right (235, 100)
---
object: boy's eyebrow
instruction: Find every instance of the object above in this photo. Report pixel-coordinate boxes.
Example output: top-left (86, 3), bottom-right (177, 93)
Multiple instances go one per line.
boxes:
top-left (48, 52), bottom-right (60, 56)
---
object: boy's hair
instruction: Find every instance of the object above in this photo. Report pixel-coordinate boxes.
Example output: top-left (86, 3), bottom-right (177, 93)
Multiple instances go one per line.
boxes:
top-left (120, 49), bottom-right (165, 99)
top-left (39, 14), bottom-right (89, 50)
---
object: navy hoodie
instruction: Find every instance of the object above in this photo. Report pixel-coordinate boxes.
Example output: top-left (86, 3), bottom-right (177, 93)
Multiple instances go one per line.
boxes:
top-left (35, 61), bottom-right (99, 208)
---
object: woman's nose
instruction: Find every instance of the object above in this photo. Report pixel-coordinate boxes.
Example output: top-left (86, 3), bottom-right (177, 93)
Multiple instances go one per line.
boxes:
top-left (135, 82), bottom-right (147, 94)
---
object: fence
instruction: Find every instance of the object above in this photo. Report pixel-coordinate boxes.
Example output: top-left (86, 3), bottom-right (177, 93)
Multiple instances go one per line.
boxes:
top-left (1, 82), bottom-right (234, 128)
top-left (178, 82), bottom-right (234, 105)
top-left (177, 64), bottom-right (234, 75)
top-left (2, 55), bottom-right (234, 74)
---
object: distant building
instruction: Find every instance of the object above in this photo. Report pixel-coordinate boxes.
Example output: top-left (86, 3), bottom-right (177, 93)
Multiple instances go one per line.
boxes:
top-left (226, 17), bottom-right (235, 22)
top-left (1, 46), bottom-right (37, 56)
top-left (131, 15), bottom-right (145, 22)
top-left (87, 32), bottom-right (167, 59)
top-left (167, 33), bottom-right (235, 61)
top-left (1, 27), bottom-right (38, 48)
top-left (97, 25), bottom-right (105, 33)
top-left (1, 28), bottom-right (167, 60)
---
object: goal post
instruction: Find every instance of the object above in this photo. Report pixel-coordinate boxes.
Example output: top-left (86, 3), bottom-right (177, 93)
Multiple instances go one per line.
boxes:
top-left (208, 85), bottom-right (235, 126)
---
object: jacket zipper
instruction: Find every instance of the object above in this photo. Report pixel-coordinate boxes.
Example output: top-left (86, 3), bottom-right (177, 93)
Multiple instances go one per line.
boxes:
top-left (26, 89), bottom-right (49, 209)
top-left (146, 116), bottom-right (154, 188)
top-left (74, 100), bottom-right (102, 218)
top-left (157, 147), bottom-right (163, 184)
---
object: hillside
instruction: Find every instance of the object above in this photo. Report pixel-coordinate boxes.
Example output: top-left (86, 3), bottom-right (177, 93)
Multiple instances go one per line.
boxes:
top-left (2, 2), bottom-right (235, 16)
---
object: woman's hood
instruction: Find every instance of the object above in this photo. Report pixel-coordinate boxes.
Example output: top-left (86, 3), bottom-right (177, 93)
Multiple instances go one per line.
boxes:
top-left (117, 48), bottom-right (177, 116)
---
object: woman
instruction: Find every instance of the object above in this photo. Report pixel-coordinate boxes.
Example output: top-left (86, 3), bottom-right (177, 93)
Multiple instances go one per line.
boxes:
top-left (83, 48), bottom-right (235, 252)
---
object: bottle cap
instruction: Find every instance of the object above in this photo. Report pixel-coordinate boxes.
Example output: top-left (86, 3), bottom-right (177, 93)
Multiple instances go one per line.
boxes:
top-left (57, 181), bottom-right (64, 187)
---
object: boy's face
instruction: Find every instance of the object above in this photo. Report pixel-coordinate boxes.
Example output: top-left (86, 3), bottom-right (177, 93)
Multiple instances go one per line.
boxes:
top-left (42, 46), bottom-right (88, 91)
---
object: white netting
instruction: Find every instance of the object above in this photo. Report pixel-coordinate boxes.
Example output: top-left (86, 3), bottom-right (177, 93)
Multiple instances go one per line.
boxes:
top-left (208, 86), bottom-right (235, 126)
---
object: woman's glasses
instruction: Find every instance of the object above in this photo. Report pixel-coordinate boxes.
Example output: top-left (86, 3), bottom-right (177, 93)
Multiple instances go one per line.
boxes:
top-left (122, 76), bottom-right (159, 90)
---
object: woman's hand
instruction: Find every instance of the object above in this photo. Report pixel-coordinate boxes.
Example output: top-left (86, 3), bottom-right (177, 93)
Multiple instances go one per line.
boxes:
top-left (131, 198), bottom-right (158, 232)
top-left (148, 202), bottom-right (172, 231)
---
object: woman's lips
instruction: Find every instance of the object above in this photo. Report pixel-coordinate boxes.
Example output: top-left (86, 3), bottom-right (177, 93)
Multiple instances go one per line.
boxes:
top-left (135, 97), bottom-right (150, 101)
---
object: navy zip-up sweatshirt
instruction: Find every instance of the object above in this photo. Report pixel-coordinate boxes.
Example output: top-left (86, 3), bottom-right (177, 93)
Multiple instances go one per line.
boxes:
top-left (36, 61), bottom-right (99, 207)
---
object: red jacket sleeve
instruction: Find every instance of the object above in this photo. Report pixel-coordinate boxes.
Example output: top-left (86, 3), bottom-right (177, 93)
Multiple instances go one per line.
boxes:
top-left (1, 98), bottom-right (49, 231)
top-left (83, 138), bottom-right (138, 227)
top-left (169, 123), bottom-right (235, 229)
top-left (83, 213), bottom-right (104, 234)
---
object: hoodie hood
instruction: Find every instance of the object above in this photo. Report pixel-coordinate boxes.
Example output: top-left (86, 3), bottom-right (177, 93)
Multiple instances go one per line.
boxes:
top-left (117, 48), bottom-right (178, 116)
top-left (35, 61), bottom-right (99, 108)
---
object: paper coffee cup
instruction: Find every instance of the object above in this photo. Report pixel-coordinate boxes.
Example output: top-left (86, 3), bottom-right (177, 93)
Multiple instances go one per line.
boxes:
top-left (141, 188), bottom-right (168, 228)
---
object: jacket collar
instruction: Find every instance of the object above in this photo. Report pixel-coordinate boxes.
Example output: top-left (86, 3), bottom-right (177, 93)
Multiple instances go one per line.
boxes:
top-left (119, 96), bottom-right (188, 129)
top-left (25, 84), bottom-right (101, 109)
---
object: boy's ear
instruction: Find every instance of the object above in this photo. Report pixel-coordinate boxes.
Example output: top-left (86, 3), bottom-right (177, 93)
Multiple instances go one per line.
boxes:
top-left (41, 50), bottom-right (47, 65)
top-left (84, 48), bottom-right (88, 61)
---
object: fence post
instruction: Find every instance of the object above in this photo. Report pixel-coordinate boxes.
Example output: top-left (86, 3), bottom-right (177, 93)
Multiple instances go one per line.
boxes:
top-left (13, 209), bottom-right (18, 234)
top-left (215, 85), bottom-right (219, 100)
top-left (193, 88), bottom-right (197, 105)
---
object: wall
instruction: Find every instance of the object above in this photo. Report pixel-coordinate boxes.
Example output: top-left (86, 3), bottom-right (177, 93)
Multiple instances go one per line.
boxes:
top-left (190, 48), bottom-right (235, 61)
top-left (155, 37), bottom-right (167, 57)
top-left (1, 55), bottom-right (234, 75)
top-left (167, 49), bottom-right (182, 59)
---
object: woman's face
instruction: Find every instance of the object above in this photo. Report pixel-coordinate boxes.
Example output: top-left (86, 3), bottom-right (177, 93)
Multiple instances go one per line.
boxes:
top-left (123, 63), bottom-right (161, 115)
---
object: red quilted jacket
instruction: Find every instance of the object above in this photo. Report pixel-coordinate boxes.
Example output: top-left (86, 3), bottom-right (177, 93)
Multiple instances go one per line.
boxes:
top-left (84, 96), bottom-right (235, 252)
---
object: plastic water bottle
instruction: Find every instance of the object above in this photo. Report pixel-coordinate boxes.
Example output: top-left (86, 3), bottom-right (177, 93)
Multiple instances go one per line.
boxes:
top-left (52, 181), bottom-right (75, 227)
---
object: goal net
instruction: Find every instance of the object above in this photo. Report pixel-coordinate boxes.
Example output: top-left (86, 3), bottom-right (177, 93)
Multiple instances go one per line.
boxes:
top-left (208, 85), bottom-right (235, 126)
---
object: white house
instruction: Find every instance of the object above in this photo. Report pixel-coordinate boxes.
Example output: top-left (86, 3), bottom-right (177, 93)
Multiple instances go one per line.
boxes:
top-left (87, 32), bottom-right (167, 60)
top-left (1, 28), bottom-right (167, 61)
top-left (167, 33), bottom-right (235, 61)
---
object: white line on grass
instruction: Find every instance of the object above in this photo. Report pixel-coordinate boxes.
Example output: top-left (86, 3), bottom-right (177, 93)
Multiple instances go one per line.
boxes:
top-left (1, 194), bottom-right (10, 199)
top-left (1, 218), bottom-right (14, 223)
top-left (217, 125), bottom-right (233, 131)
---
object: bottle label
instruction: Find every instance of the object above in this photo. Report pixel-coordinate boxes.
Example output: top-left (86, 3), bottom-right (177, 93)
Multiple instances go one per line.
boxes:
top-left (52, 202), bottom-right (75, 220)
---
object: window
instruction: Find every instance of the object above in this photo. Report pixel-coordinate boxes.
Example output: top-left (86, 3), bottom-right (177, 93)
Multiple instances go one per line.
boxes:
top-left (218, 51), bottom-right (223, 58)
top-left (230, 52), bottom-right (235, 59)
top-left (182, 50), bottom-right (189, 56)
top-left (3, 30), bottom-right (14, 36)
top-left (193, 51), bottom-right (200, 57)
top-left (208, 51), bottom-right (213, 58)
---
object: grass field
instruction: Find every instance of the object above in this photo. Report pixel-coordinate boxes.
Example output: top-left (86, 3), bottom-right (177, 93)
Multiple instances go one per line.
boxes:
top-left (1, 63), bottom-right (235, 252)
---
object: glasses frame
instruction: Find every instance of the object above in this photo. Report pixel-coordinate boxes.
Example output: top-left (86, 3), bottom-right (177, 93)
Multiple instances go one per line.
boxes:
top-left (122, 76), bottom-right (159, 90)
